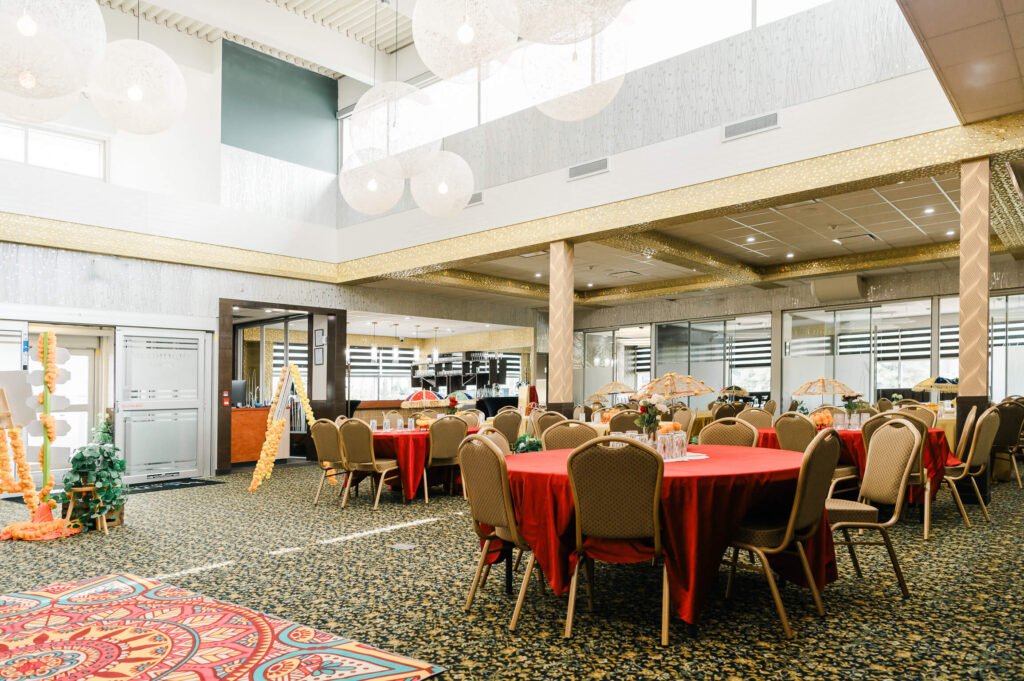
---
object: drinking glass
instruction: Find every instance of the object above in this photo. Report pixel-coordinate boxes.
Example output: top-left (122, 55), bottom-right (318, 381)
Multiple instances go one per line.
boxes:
top-left (592, 412), bottom-right (601, 423)
top-left (626, 430), bottom-right (638, 441)
top-left (408, 417), bottom-right (416, 430)
top-left (369, 419), bottom-right (378, 431)
top-left (836, 412), bottom-right (847, 430)
top-left (673, 432), bottom-right (688, 461)
top-left (657, 433), bottom-right (673, 460)
top-left (382, 419), bottom-right (391, 432)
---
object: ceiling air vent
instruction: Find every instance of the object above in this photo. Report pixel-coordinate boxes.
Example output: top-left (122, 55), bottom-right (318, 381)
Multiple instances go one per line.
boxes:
top-left (467, 191), bottom-right (483, 207)
top-left (519, 250), bottom-right (547, 258)
top-left (609, 270), bottom-right (640, 279)
top-left (723, 112), bottom-right (779, 141)
top-left (568, 157), bottom-right (609, 181)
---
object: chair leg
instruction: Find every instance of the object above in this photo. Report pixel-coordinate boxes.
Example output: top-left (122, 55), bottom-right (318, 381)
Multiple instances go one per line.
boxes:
top-left (582, 556), bottom-right (595, 612)
top-left (465, 539), bottom-right (490, 611)
top-left (923, 478), bottom-right (931, 540)
top-left (753, 547), bottom-right (792, 639)
top-left (1013, 456), bottom-right (1023, 489)
top-left (564, 559), bottom-right (581, 638)
top-left (947, 479), bottom-right (971, 528)
top-left (341, 472), bottom-right (354, 508)
top-left (795, 541), bottom-right (824, 616)
top-left (969, 477), bottom-right (991, 522)
top-left (513, 549), bottom-right (523, 572)
top-left (878, 528), bottom-right (910, 599)
top-left (840, 528), bottom-right (862, 578)
top-left (661, 563), bottom-right (670, 646)
top-left (510, 552), bottom-right (536, 632)
top-left (313, 470), bottom-right (326, 505)
top-left (373, 473), bottom-right (386, 510)
top-left (725, 546), bottom-right (739, 599)
top-left (338, 472), bottom-right (348, 496)
top-left (423, 468), bottom-right (430, 504)
top-left (480, 563), bottom-right (491, 588)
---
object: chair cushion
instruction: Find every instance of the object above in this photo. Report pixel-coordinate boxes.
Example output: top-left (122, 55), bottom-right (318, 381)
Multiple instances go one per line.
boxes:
top-left (944, 464), bottom-right (966, 477)
top-left (826, 498), bottom-right (879, 524)
top-left (374, 458), bottom-right (398, 473)
top-left (430, 457), bottom-right (460, 467)
top-left (833, 465), bottom-right (858, 479)
top-left (495, 525), bottom-right (514, 542)
top-left (732, 508), bottom-right (790, 548)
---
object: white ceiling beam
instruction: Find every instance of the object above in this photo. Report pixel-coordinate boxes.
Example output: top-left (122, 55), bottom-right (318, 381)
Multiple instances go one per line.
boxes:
top-left (149, 0), bottom-right (380, 83)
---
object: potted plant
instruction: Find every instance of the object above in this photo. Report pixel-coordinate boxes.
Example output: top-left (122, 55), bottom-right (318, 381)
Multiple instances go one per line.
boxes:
top-left (54, 417), bottom-right (126, 532)
top-left (445, 395), bottom-right (458, 415)
top-left (634, 394), bottom-right (669, 436)
top-left (513, 434), bottom-right (543, 453)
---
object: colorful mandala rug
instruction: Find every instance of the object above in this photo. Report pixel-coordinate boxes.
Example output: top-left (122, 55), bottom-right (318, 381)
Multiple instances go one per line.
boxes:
top-left (0, 574), bottom-right (445, 680)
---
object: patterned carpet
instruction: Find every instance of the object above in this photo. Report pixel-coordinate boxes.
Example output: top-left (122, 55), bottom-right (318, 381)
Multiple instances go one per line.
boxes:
top-left (1, 462), bottom-right (1022, 680)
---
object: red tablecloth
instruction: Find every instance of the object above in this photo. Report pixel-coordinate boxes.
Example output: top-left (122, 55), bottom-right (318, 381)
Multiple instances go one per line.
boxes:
top-left (756, 427), bottom-right (958, 503)
top-left (373, 427), bottom-right (479, 500)
top-left (503, 446), bottom-right (837, 624)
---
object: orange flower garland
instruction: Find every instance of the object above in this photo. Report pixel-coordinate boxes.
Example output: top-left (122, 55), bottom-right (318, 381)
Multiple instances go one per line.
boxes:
top-left (36, 332), bottom-right (56, 404)
top-left (8, 428), bottom-right (37, 514)
top-left (0, 430), bottom-right (15, 492)
top-left (248, 418), bottom-right (286, 491)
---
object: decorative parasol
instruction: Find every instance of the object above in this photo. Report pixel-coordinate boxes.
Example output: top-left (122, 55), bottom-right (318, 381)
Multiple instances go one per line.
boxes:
top-left (634, 373), bottom-right (715, 400)
top-left (791, 378), bottom-right (855, 396)
top-left (400, 389), bottom-right (446, 409)
top-left (449, 390), bottom-right (475, 403)
top-left (912, 377), bottom-right (959, 393)
top-left (585, 381), bottom-right (636, 404)
top-left (720, 385), bottom-right (748, 397)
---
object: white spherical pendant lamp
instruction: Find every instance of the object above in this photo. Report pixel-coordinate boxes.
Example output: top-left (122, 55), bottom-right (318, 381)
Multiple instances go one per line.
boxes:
top-left (411, 151), bottom-right (474, 217)
top-left (339, 155), bottom-right (405, 215)
top-left (0, 0), bottom-right (106, 100)
top-left (88, 40), bottom-right (187, 135)
top-left (349, 81), bottom-right (440, 178)
top-left (412, 0), bottom-right (519, 82)
top-left (522, 28), bottom-right (626, 121)
top-left (504, 0), bottom-right (626, 45)
top-left (0, 88), bottom-right (79, 123)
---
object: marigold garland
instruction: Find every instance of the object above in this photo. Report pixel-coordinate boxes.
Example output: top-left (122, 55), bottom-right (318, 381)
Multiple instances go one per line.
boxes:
top-left (0, 429), bottom-right (15, 492)
top-left (249, 364), bottom-right (318, 491)
top-left (8, 428), bottom-right (37, 515)
top-left (36, 332), bottom-right (57, 404)
top-left (248, 418), bottom-right (286, 491)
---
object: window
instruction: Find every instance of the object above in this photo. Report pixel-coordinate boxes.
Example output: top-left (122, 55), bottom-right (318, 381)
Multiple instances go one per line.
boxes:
top-left (0, 121), bottom-right (105, 179)
top-left (348, 345), bottom-right (415, 400)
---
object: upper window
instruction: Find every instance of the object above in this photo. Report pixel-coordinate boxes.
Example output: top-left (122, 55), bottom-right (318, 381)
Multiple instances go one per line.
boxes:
top-left (0, 121), bottom-right (105, 179)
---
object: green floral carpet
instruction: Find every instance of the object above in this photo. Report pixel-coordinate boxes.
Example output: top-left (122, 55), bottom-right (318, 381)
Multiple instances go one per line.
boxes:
top-left (1, 462), bottom-right (1021, 680)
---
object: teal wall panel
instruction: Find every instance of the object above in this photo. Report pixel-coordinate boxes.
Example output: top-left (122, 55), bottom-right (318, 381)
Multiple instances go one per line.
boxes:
top-left (221, 41), bottom-right (338, 173)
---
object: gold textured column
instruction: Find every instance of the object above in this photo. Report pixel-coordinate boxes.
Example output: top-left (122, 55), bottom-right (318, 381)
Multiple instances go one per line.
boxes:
top-left (548, 241), bottom-right (574, 416)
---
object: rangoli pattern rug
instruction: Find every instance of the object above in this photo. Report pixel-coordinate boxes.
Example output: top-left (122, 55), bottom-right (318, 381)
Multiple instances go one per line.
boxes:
top-left (0, 574), bottom-right (444, 681)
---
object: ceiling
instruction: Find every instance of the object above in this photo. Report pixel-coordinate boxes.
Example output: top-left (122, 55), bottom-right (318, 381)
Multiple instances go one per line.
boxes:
top-left (899, 0), bottom-right (1024, 123)
top-left (345, 310), bottom-right (522, 339)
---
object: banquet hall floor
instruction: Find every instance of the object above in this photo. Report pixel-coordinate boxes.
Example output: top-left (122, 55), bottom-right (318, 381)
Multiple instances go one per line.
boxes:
top-left (1, 462), bottom-right (1022, 680)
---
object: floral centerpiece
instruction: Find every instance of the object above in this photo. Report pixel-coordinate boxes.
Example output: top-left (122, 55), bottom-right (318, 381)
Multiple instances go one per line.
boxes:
top-left (634, 394), bottom-right (669, 435)
top-left (890, 393), bottom-right (903, 402)
top-left (513, 434), bottom-right (543, 453)
top-left (445, 395), bottom-right (458, 415)
top-left (842, 392), bottom-right (869, 413)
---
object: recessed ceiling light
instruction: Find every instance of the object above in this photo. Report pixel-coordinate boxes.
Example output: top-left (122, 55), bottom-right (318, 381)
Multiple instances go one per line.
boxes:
top-left (897, 180), bottom-right (905, 184)
top-left (831, 238), bottom-right (842, 245)
top-left (534, 272), bottom-right (542, 277)
top-left (587, 282), bottom-right (594, 287)
top-left (232, 306), bottom-right (239, 310)
top-left (264, 308), bottom-right (274, 313)
top-left (786, 252), bottom-right (794, 258)
top-left (404, 316), bottom-right (410, 320)
top-left (924, 207), bottom-right (935, 215)
top-left (484, 324), bottom-right (490, 327)
top-left (946, 230), bottom-right (955, 236)
top-left (746, 236), bottom-right (755, 243)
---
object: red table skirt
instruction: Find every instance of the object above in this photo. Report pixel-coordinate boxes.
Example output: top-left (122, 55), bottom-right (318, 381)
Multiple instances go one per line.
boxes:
top-left (501, 446), bottom-right (837, 624)
top-left (372, 428), bottom-right (478, 500)
top-left (756, 427), bottom-right (959, 503)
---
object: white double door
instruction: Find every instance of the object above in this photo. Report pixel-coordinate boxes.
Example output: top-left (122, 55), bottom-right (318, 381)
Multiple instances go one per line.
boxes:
top-left (114, 327), bottom-right (212, 484)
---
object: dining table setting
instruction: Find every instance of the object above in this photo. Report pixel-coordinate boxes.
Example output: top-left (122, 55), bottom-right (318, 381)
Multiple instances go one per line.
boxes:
top-left (372, 424), bottom-right (480, 500)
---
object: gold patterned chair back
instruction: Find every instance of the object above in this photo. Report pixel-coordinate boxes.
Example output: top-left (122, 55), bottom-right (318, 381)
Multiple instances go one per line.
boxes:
top-left (311, 419), bottom-right (345, 469)
top-left (542, 420), bottom-right (599, 450)
top-left (428, 415), bottom-right (469, 466)
top-left (672, 408), bottom-right (693, 431)
top-left (898, 405), bottom-right (935, 427)
top-left (493, 410), bottom-right (522, 448)
top-left (459, 435), bottom-right (526, 549)
top-left (860, 420), bottom-right (921, 507)
top-left (608, 409), bottom-right (641, 433)
top-left (536, 410), bottom-right (568, 436)
top-left (737, 407), bottom-right (773, 429)
top-left (773, 412), bottom-right (816, 452)
top-left (763, 399), bottom-right (777, 416)
top-left (338, 418), bottom-right (374, 467)
top-left (698, 417), bottom-right (758, 447)
top-left (477, 426), bottom-right (512, 455)
top-left (876, 397), bottom-right (893, 412)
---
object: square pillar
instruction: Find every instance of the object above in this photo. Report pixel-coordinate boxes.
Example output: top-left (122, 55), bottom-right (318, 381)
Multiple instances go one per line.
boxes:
top-left (548, 241), bottom-right (575, 417)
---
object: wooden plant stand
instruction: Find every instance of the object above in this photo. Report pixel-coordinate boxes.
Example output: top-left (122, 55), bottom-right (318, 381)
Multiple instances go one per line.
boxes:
top-left (64, 486), bottom-right (108, 535)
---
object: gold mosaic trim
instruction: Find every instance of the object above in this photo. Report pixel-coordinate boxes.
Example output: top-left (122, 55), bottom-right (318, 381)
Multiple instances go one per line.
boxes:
top-left (0, 211), bottom-right (338, 283)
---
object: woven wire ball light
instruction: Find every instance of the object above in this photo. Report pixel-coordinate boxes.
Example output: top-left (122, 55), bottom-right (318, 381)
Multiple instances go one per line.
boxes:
top-left (0, 0), bottom-right (106, 100)
top-left (349, 81), bottom-right (441, 178)
top-left (411, 150), bottom-right (474, 217)
top-left (412, 0), bottom-right (520, 83)
top-left (339, 154), bottom-right (405, 215)
top-left (502, 0), bottom-right (627, 45)
top-left (0, 88), bottom-right (79, 122)
top-left (88, 40), bottom-right (187, 134)
top-left (522, 26), bottom-right (626, 121)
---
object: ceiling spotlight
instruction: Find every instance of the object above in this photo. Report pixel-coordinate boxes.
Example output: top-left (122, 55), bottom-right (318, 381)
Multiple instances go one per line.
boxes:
top-left (485, 324), bottom-right (490, 327)
top-left (587, 282), bottom-right (594, 287)
top-left (404, 316), bottom-right (410, 320)
top-left (232, 306), bottom-right (239, 310)
top-left (534, 272), bottom-right (542, 277)
top-left (264, 308), bottom-right (273, 313)
top-left (946, 230), bottom-right (955, 236)
top-left (831, 238), bottom-right (842, 245)
top-left (745, 236), bottom-right (755, 243)
top-left (786, 253), bottom-right (794, 258)
top-left (923, 207), bottom-right (935, 215)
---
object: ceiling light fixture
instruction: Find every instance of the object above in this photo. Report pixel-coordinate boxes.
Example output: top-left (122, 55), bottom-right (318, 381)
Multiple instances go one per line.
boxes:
top-left (946, 230), bottom-right (955, 236)
top-left (370, 321), bottom-right (377, 364)
top-left (786, 253), bottom-right (794, 258)
top-left (411, 150), bottom-right (474, 216)
top-left (923, 207), bottom-right (935, 215)
top-left (746, 236), bottom-right (755, 243)
top-left (535, 272), bottom-right (542, 277)
top-left (413, 324), bottom-right (420, 363)
top-left (413, 0), bottom-right (519, 82)
top-left (587, 282), bottom-right (593, 287)
top-left (88, 37), bottom-right (187, 134)
top-left (432, 326), bottom-right (439, 363)
top-left (392, 323), bottom-right (400, 363)
top-left (831, 238), bottom-right (842, 245)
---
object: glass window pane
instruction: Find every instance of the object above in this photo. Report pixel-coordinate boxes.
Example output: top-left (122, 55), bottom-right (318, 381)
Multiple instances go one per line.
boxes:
top-left (834, 308), bottom-right (871, 402)
top-left (0, 122), bottom-right (25, 162)
top-left (726, 314), bottom-right (771, 399)
top-left (26, 129), bottom-right (103, 178)
top-left (873, 299), bottom-right (932, 399)
top-left (689, 320), bottom-right (726, 406)
top-left (783, 310), bottom-right (834, 408)
top-left (654, 321), bottom-right (689, 379)
top-left (614, 325), bottom-right (650, 395)
top-left (480, 47), bottom-right (535, 123)
top-left (990, 296), bottom-right (1008, 402)
top-left (422, 78), bottom-right (478, 138)
top-left (583, 331), bottom-right (615, 402)
top-left (1005, 295), bottom-right (1024, 398)
top-left (938, 296), bottom-right (959, 381)
top-left (756, 0), bottom-right (830, 26)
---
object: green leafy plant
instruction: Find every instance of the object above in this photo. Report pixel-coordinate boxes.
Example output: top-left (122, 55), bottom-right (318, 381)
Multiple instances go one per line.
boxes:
top-left (634, 397), bottom-right (666, 434)
top-left (890, 393), bottom-right (903, 402)
top-left (54, 417), bottom-right (126, 531)
top-left (793, 400), bottom-right (809, 415)
top-left (513, 434), bottom-right (543, 453)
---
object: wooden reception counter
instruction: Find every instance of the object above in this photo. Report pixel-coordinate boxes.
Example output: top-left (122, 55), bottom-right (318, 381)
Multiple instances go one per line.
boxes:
top-left (231, 406), bottom-right (290, 463)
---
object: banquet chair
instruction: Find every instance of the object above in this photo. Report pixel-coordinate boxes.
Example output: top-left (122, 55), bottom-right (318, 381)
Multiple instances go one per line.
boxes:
top-left (855, 406), bottom-right (879, 417)
top-left (525, 410), bottom-right (543, 438)
top-left (456, 412), bottom-right (481, 428)
top-left (787, 400), bottom-right (799, 412)
top-left (942, 406), bottom-right (997, 527)
top-left (573, 404), bottom-right (588, 421)
top-left (477, 426), bottom-right (512, 455)
top-left (608, 409), bottom-right (641, 434)
top-left (334, 415), bottom-right (348, 427)
top-left (861, 411), bottom-right (932, 538)
top-left (426, 415), bottom-right (468, 503)
top-left (698, 418), bottom-right (758, 447)
top-left (726, 428), bottom-right (841, 639)
top-left (731, 401), bottom-right (749, 412)
top-left (737, 407), bottom-right (773, 430)
top-left (542, 420), bottom-right (599, 451)
top-left (711, 402), bottom-right (736, 420)
top-left (338, 418), bottom-right (400, 510)
top-left (672, 408), bottom-right (694, 432)
top-left (421, 409), bottom-right (440, 419)
top-left (493, 410), bottom-right (523, 449)
top-left (497, 405), bottom-right (520, 414)
top-left (809, 405), bottom-right (844, 418)
top-left (537, 410), bottom-right (568, 437)
top-left (613, 402), bottom-right (631, 409)
top-left (826, 419), bottom-right (921, 599)
top-left (992, 400), bottom-right (1024, 487)
top-left (383, 410), bottom-right (404, 427)
top-left (894, 399), bottom-right (921, 406)
top-left (876, 397), bottom-right (893, 412)
top-left (763, 399), bottom-right (777, 416)
top-left (310, 419), bottom-right (348, 505)
top-left (564, 437), bottom-right (669, 644)
top-left (773, 412), bottom-right (816, 452)
top-left (458, 435), bottom-right (544, 631)
top-left (899, 405), bottom-right (936, 427)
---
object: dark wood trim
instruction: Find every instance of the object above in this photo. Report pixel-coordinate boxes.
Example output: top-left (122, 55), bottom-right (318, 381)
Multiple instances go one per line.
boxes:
top-left (217, 298), bottom-right (346, 472)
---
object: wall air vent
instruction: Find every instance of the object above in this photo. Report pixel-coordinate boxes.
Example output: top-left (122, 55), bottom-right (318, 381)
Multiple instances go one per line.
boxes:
top-left (468, 191), bottom-right (483, 207)
top-left (723, 112), bottom-right (779, 141)
top-left (568, 157), bottom-right (609, 181)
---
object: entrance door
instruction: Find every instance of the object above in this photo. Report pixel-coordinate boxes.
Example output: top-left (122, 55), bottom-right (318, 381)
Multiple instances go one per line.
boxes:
top-left (115, 328), bottom-right (212, 483)
top-left (0, 320), bottom-right (28, 370)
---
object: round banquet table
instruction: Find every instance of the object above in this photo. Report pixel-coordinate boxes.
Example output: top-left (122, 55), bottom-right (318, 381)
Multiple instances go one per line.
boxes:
top-left (503, 446), bottom-right (837, 624)
top-left (372, 427), bottom-right (479, 500)
top-left (756, 427), bottom-right (959, 503)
